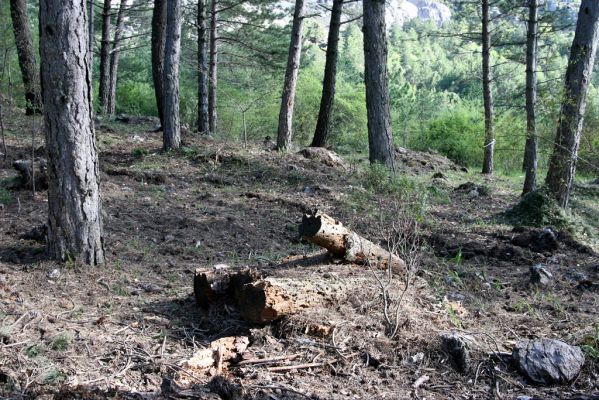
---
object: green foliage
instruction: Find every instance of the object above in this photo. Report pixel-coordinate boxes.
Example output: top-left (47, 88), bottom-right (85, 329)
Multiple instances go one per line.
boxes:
top-left (581, 324), bottom-right (599, 361)
top-left (413, 104), bottom-right (484, 167)
top-left (25, 343), bottom-right (44, 358)
top-left (0, 187), bottom-right (13, 205)
top-left (115, 80), bottom-right (157, 116)
top-left (50, 333), bottom-right (71, 351)
top-left (43, 369), bottom-right (67, 384)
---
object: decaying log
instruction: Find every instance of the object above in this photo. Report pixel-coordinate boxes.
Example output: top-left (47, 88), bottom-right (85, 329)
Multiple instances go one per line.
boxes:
top-left (193, 267), bottom-right (259, 309)
top-left (299, 211), bottom-right (406, 272)
top-left (12, 159), bottom-right (48, 189)
top-left (194, 267), bottom-right (361, 324)
top-left (238, 277), bottom-right (349, 324)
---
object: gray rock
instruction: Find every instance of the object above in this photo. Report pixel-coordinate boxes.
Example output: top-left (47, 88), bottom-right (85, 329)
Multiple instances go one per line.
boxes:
top-left (530, 265), bottom-right (552, 286)
top-left (440, 332), bottom-right (471, 372)
top-left (47, 268), bottom-right (60, 280)
top-left (512, 339), bottom-right (584, 385)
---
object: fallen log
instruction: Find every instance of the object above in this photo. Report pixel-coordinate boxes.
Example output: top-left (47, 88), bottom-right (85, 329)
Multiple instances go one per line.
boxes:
top-left (299, 211), bottom-right (406, 272)
top-left (238, 277), bottom-right (349, 324)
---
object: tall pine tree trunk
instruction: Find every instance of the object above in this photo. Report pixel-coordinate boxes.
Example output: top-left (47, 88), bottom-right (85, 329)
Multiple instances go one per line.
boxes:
top-left (107, 0), bottom-right (127, 115)
top-left (546, 0), bottom-right (599, 208)
top-left (481, 0), bottom-right (494, 174)
top-left (89, 0), bottom-right (94, 71)
top-left (197, 0), bottom-right (209, 134)
top-left (276, 0), bottom-right (305, 150)
top-left (363, 0), bottom-right (395, 168)
top-left (523, 0), bottom-right (539, 195)
top-left (40, 0), bottom-right (105, 265)
top-left (162, 0), bottom-right (182, 150)
top-left (152, 0), bottom-right (167, 127)
top-left (311, 0), bottom-right (343, 148)
top-left (98, 0), bottom-right (112, 114)
top-left (9, 0), bottom-right (41, 115)
top-left (208, 0), bottom-right (218, 133)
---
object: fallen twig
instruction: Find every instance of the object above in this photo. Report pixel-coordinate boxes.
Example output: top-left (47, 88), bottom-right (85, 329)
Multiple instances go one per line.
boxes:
top-left (238, 353), bottom-right (301, 365)
top-left (267, 360), bottom-right (337, 372)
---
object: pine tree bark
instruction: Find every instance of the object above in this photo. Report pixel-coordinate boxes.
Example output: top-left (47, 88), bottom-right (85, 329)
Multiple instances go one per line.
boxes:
top-left (481, 0), bottom-right (495, 174)
top-left (311, 0), bottom-right (343, 148)
top-left (9, 0), bottom-right (41, 115)
top-left (107, 0), bottom-right (127, 115)
top-left (40, 0), bottom-right (105, 265)
top-left (276, 0), bottom-right (305, 150)
top-left (546, 0), bottom-right (599, 208)
top-left (208, 0), bottom-right (218, 133)
top-left (89, 0), bottom-right (94, 70)
top-left (522, 0), bottom-right (539, 195)
top-left (152, 0), bottom-right (167, 127)
top-left (197, 0), bottom-right (210, 134)
top-left (98, 0), bottom-right (112, 114)
top-left (363, 0), bottom-right (395, 168)
top-left (162, 0), bottom-right (182, 150)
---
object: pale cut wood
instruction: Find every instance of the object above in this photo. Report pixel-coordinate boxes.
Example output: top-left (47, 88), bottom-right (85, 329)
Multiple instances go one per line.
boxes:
top-left (299, 211), bottom-right (406, 272)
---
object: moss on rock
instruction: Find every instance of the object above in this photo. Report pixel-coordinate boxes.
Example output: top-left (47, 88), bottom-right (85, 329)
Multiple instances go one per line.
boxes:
top-left (503, 188), bottom-right (569, 229)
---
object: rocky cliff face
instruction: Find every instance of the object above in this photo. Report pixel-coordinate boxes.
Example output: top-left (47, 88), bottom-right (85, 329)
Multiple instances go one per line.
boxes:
top-left (300, 0), bottom-right (452, 27)
top-left (390, 0), bottom-right (451, 27)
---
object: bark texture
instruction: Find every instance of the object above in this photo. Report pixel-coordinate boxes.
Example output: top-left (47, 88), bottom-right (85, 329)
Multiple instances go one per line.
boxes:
top-left (152, 0), bottom-right (167, 127)
top-left (40, 0), bottom-right (105, 265)
top-left (162, 0), bottom-right (182, 150)
top-left (208, 0), bottom-right (218, 133)
top-left (276, 0), bottom-right (305, 150)
top-left (481, 0), bottom-right (495, 174)
top-left (311, 0), bottom-right (343, 148)
top-left (363, 0), bottom-right (395, 168)
top-left (98, 0), bottom-right (112, 114)
top-left (197, 0), bottom-right (210, 134)
top-left (9, 0), bottom-right (41, 114)
top-left (107, 0), bottom-right (127, 115)
top-left (89, 0), bottom-right (94, 71)
top-left (523, 0), bottom-right (539, 195)
top-left (546, 0), bottom-right (599, 208)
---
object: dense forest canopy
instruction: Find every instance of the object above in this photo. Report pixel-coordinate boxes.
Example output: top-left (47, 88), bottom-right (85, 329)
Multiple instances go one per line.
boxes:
top-left (0, 0), bottom-right (597, 175)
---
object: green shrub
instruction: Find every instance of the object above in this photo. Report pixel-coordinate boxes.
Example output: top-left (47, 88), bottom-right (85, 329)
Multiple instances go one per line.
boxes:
top-left (414, 105), bottom-right (484, 167)
top-left (116, 80), bottom-right (158, 116)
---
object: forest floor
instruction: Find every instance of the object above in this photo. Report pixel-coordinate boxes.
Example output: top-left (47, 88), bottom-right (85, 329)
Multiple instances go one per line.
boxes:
top-left (0, 112), bottom-right (598, 400)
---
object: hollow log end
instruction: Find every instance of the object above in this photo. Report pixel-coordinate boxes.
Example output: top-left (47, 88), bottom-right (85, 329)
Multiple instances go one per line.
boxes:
top-left (299, 212), bottom-right (323, 238)
top-left (194, 270), bottom-right (214, 310)
top-left (238, 281), bottom-right (270, 324)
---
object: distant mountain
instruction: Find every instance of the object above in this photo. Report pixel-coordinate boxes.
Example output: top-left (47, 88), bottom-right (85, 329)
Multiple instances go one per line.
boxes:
top-left (305, 0), bottom-right (452, 27)
top-left (390, 0), bottom-right (451, 27)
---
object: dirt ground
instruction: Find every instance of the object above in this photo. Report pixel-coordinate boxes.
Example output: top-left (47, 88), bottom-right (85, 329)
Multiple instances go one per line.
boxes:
top-left (1, 112), bottom-right (598, 400)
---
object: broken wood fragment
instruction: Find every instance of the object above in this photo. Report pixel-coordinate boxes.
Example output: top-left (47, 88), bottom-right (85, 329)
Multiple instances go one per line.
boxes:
top-left (299, 211), bottom-right (406, 272)
top-left (174, 336), bottom-right (249, 388)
